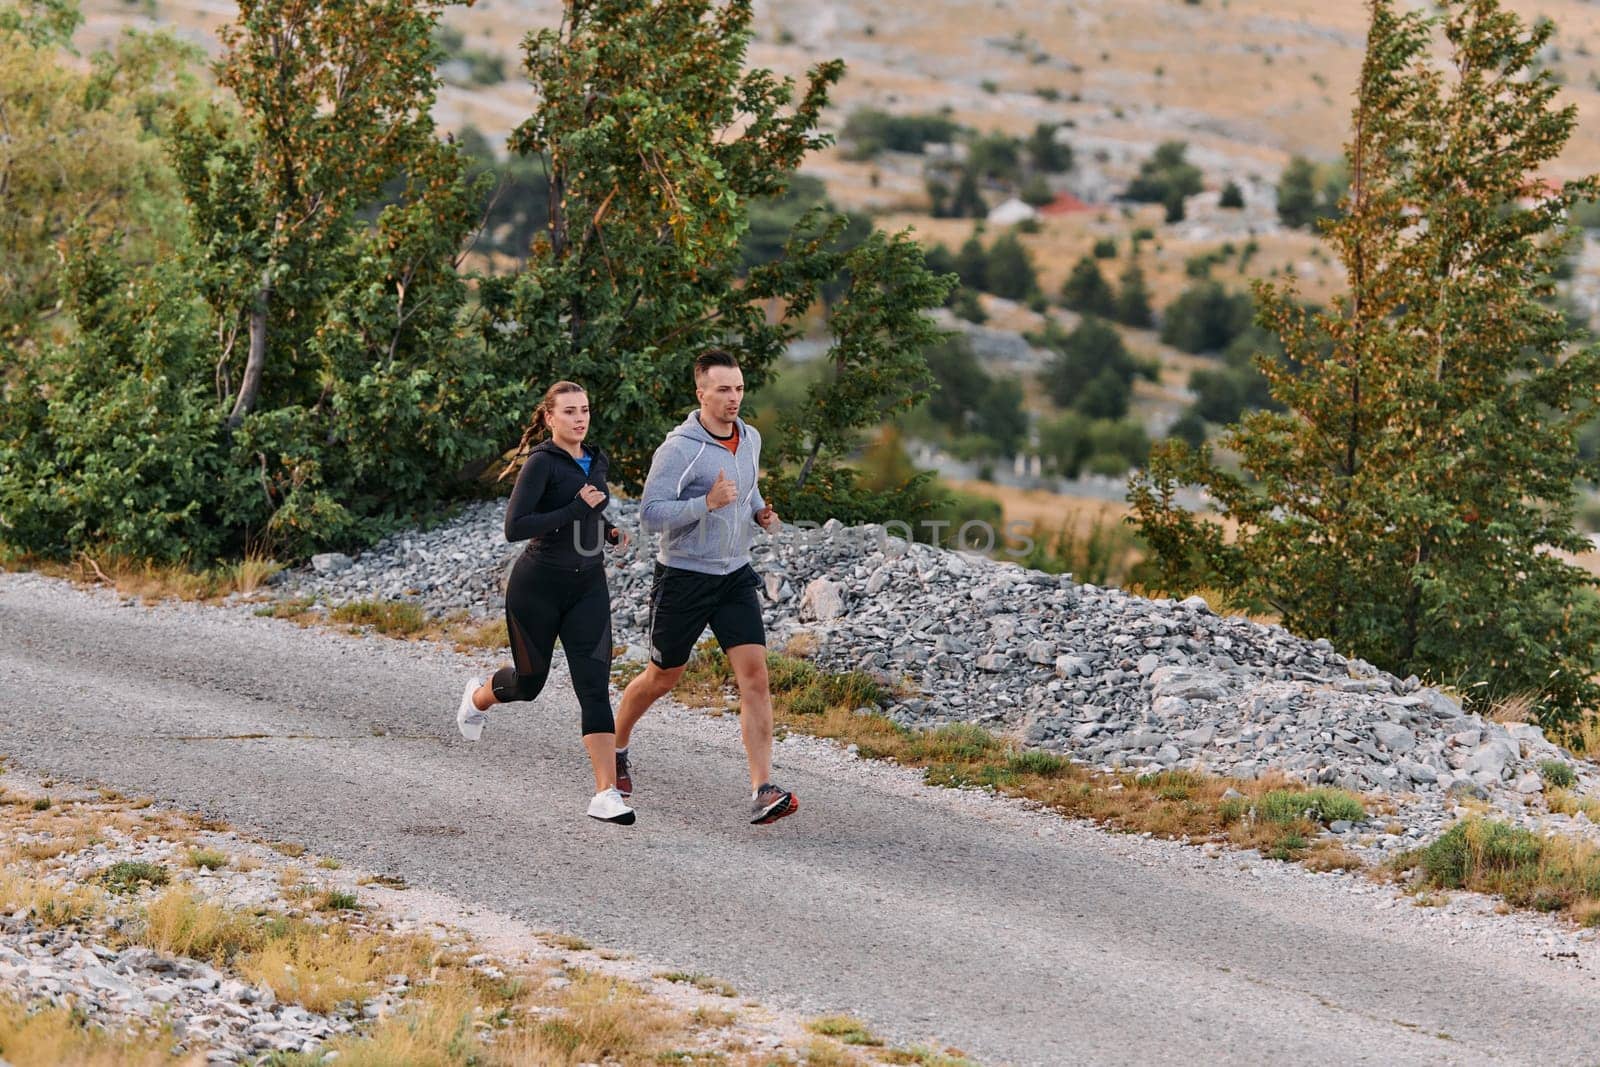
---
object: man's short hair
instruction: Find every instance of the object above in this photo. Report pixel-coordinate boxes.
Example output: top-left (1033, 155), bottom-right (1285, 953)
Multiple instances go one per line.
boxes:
top-left (694, 348), bottom-right (740, 382)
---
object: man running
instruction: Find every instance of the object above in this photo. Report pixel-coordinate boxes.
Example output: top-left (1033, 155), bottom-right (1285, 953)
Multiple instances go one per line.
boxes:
top-left (613, 348), bottom-right (796, 825)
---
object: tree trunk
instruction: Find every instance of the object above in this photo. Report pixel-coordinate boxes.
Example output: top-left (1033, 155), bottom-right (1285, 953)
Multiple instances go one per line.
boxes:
top-left (794, 438), bottom-right (823, 491)
top-left (228, 272), bottom-right (272, 428)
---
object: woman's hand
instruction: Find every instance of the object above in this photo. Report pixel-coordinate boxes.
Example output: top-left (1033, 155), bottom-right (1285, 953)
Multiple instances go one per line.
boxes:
top-left (577, 484), bottom-right (606, 509)
top-left (608, 527), bottom-right (632, 551)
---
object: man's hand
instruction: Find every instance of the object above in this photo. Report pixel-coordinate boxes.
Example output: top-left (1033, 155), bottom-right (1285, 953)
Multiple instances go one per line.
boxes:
top-left (608, 527), bottom-right (632, 551)
top-left (706, 469), bottom-right (737, 510)
top-left (577, 484), bottom-right (606, 509)
top-left (755, 505), bottom-right (780, 531)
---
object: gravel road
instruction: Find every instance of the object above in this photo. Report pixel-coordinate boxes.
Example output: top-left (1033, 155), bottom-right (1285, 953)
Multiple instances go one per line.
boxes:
top-left (4, 572), bottom-right (1600, 1066)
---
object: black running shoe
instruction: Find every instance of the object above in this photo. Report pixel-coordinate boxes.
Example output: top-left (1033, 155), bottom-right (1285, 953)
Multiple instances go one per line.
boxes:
top-left (750, 783), bottom-right (797, 825)
top-left (615, 749), bottom-right (633, 797)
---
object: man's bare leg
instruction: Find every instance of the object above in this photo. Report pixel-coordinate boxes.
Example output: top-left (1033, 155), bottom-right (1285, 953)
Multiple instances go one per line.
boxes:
top-left (725, 644), bottom-right (774, 790)
top-left (614, 663), bottom-right (685, 750)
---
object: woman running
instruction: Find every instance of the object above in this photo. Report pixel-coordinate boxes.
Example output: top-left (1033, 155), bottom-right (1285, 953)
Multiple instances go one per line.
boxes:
top-left (455, 381), bottom-right (635, 825)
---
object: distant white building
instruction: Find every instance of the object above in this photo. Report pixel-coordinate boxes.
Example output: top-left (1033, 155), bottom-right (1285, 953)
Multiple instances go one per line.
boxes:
top-left (986, 197), bottom-right (1038, 227)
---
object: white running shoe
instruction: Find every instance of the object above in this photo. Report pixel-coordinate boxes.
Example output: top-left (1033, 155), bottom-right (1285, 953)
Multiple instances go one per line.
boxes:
top-left (587, 787), bottom-right (636, 825)
top-left (456, 677), bottom-right (488, 742)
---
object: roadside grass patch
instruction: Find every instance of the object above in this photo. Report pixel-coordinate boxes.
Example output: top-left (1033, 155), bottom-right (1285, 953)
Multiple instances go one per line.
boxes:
top-left (101, 860), bottom-right (171, 895)
top-left (495, 970), bottom-right (680, 1065)
top-left (880, 1048), bottom-right (979, 1067)
top-left (186, 849), bottom-right (229, 871)
top-left (1254, 788), bottom-right (1365, 825)
top-left (425, 613), bottom-right (509, 652)
top-left (671, 645), bottom-right (886, 722)
top-left (1399, 817), bottom-right (1600, 921)
top-left (52, 550), bottom-right (281, 605)
top-left (254, 598), bottom-right (320, 625)
top-left (801, 1040), bottom-right (859, 1066)
top-left (657, 971), bottom-right (737, 997)
top-left (329, 599), bottom-right (428, 637)
top-left (358, 873), bottom-right (408, 890)
top-left (809, 1015), bottom-right (883, 1046)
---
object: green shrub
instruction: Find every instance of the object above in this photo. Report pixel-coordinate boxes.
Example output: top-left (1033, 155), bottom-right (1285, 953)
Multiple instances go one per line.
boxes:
top-left (1540, 760), bottom-right (1577, 789)
top-left (102, 861), bottom-right (171, 895)
top-left (1255, 788), bottom-right (1365, 825)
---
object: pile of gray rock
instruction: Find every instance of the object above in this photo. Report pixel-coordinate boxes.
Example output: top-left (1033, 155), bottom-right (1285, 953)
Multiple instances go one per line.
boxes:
top-left (280, 498), bottom-right (1599, 843)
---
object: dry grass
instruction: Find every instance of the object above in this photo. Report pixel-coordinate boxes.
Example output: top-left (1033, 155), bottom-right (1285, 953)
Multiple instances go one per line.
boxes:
top-left (0, 869), bottom-right (104, 929)
top-left (1546, 787), bottom-right (1600, 822)
top-left (1485, 692), bottom-right (1537, 725)
top-left (255, 597), bottom-right (507, 651)
top-left (238, 925), bottom-right (437, 1013)
top-left (132, 888), bottom-right (262, 963)
top-left (20, 550), bottom-right (286, 604)
top-left (495, 970), bottom-right (681, 1065)
top-left (0, 994), bottom-right (203, 1067)
top-left (1554, 713), bottom-right (1600, 760)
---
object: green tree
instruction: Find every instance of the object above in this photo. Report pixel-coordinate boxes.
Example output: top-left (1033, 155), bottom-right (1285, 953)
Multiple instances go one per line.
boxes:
top-left (483, 0), bottom-right (950, 513)
top-left (1125, 140), bottom-right (1203, 203)
top-left (0, 4), bottom-right (198, 353)
top-left (1028, 122), bottom-right (1071, 173)
top-left (1276, 155), bottom-right (1320, 229)
top-left (973, 375), bottom-right (1026, 453)
top-left (2, 0), bottom-right (518, 562)
top-left (1132, 0), bottom-right (1600, 725)
top-left (1159, 280), bottom-right (1254, 353)
top-left (968, 131), bottom-right (1022, 182)
top-left (480, 0), bottom-right (840, 489)
top-left (1042, 316), bottom-right (1136, 409)
top-left (1077, 367), bottom-right (1130, 420)
top-left (953, 234), bottom-right (989, 291)
top-left (1219, 180), bottom-right (1245, 209)
top-left (1060, 255), bottom-right (1116, 317)
top-left (984, 231), bottom-right (1037, 300)
top-left (948, 167), bottom-right (988, 218)
top-left (1113, 261), bottom-right (1154, 328)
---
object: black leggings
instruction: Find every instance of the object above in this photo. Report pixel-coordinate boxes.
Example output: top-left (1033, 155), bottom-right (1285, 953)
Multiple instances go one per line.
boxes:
top-left (491, 554), bottom-right (615, 736)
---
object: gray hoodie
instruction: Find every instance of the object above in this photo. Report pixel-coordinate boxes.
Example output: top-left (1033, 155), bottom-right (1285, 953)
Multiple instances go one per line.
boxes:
top-left (639, 412), bottom-right (768, 575)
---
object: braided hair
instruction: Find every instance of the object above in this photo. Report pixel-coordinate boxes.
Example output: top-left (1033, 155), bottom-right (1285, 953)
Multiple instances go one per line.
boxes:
top-left (500, 380), bottom-right (586, 481)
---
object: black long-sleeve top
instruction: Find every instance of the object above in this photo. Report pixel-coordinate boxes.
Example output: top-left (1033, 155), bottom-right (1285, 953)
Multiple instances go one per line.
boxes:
top-left (504, 439), bottom-right (618, 570)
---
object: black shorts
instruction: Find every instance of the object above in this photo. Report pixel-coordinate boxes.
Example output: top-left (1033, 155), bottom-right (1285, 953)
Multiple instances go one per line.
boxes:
top-left (648, 562), bottom-right (766, 669)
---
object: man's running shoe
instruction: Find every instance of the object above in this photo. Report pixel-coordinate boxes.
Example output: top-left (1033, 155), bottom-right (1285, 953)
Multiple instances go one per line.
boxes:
top-left (587, 787), bottom-right (636, 825)
top-left (750, 783), bottom-right (797, 825)
top-left (615, 748), bottom-right (633, 797)
top-left (456, 677), bottom-right (488, 742)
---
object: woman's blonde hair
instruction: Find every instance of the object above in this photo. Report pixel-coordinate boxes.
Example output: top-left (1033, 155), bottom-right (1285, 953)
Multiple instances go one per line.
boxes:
top-left (500, 380), bottom-right (586, 481)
